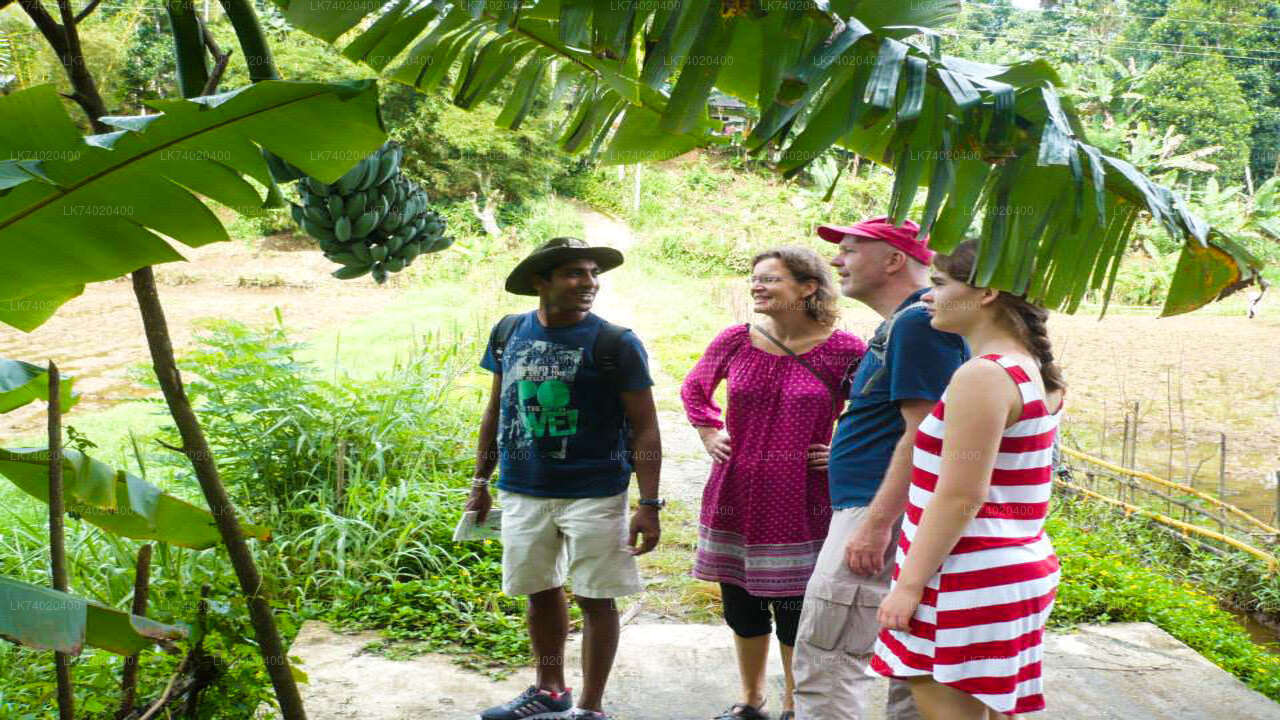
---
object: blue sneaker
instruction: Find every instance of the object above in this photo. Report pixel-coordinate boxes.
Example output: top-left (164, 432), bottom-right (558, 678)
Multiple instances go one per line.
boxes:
top-left (477, 685), bottom-right (573, 720)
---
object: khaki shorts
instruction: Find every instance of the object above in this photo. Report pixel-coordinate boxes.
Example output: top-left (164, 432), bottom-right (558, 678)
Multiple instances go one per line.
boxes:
top-left (498, 489), bottom-right (643, 599)
top-left (797, 505), bottom-right (897, 656)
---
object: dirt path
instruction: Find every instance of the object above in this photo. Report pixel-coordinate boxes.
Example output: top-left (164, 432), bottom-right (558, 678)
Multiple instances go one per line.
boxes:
top-left (577, 201), bottom-right (711, 512)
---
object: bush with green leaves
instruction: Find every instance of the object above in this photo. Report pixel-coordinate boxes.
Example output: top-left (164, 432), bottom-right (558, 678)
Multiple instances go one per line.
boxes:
top-left (0, 500), bottom-right (286, 718)
top-left (1049, 495), bottom-right (1280, 700)
top-left (145, 318), bottom-right (475, 520)
top-left (156, 320), bottom-right (530, 663)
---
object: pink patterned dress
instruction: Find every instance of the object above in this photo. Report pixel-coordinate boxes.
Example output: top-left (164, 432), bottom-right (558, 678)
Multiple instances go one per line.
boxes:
top-left (681, 324), bottom-right (866, 597)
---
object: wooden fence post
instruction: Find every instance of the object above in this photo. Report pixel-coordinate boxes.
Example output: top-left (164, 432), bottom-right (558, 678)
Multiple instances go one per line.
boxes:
top-left (1122, 413), bottom-right (1132, 469)
top-left (1218, 432), bottom-right (1228, 501)
top-left (1218, 432), bottom-right (1228, 534)
top-left (48, 363), bottom-right (74, 720)
top-left (1273, 470), bottom-right (1279, 542)
top-left (1130, 401), bottom-right (1140, 468)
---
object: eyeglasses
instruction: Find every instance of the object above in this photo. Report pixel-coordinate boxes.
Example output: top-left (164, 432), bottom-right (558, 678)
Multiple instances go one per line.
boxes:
top-left (747, 274), bottom-right (786, 285)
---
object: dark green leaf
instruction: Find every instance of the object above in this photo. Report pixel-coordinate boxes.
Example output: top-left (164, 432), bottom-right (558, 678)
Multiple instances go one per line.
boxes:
top-left (559, 0), bottom-right (593, 47)
top-left (896, 55), bottom-right (927, 124)
top-left (864, 37), bottom-right (909, 110)
top-left (0, 81), bottom-right (385, 332)
top-left (936, 68), bottom-right (980, 110)
top-left (660, 4), bottom-right (736, 134)
top-left (0, 359), bottom-right (78, 414)
top-left (277, 0), bottom-right (382, 43)
top-left (639, 0), bottom-right (700, 89)
top-left (496, 56), bottom-right (548, 130)
top-left (0, 447), bottom-right (272, 549)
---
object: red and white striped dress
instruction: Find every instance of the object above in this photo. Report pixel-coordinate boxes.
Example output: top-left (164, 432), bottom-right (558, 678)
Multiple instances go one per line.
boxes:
top-left (870, 354), bottom-right (1062, 714)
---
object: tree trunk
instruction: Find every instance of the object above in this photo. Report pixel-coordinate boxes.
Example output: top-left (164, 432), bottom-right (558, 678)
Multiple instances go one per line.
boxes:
top-left (19, 1), bottom-right (306, 716)
top-left (131, 269), bottom-right (306, 719)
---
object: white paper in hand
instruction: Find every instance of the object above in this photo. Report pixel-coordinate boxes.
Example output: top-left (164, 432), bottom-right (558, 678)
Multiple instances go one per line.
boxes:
top-left (452, 509), bottom-right (502, 542)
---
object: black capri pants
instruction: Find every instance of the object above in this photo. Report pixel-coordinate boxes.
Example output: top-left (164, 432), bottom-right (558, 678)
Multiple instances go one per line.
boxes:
top-left (719, 582), bottom-right (805, 646)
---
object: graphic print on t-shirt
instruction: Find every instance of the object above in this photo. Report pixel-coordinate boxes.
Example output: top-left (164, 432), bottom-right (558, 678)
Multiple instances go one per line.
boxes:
top-left (501, 339), bottom-right (582, 460)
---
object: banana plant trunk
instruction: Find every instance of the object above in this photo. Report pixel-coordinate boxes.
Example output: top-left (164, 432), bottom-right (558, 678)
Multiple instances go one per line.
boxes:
top-left (17, 1), bottom-right (306, 717)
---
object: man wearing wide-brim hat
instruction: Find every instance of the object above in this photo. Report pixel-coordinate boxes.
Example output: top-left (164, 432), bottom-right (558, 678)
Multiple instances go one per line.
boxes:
top-left (469, 237), bottom-right (663, 720)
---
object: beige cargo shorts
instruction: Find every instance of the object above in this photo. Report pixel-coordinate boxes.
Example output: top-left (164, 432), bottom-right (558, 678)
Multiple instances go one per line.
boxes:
top-left (498, 488), bottom-right (643, 599)
top-left (792, 506), bottom-right (920, 720)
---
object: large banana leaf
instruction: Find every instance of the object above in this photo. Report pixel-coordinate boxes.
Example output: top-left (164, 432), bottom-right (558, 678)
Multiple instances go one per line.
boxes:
top-left (0, 447), bottom-right (271, 550)
top-left (0, 576), bottom-right (186, 655)
top-left (0, 359), bottom-right (77, 414)
top-left (0, 80), bottom-right (386, 333)
top-left (273, 0), bottom-right (1264, 315)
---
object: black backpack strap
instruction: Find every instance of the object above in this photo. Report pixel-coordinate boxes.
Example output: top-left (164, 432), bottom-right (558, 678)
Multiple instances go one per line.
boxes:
top-left (592, 320), bottom-right (631, 389)
top-left (490, 313), bottom-right (523, 367)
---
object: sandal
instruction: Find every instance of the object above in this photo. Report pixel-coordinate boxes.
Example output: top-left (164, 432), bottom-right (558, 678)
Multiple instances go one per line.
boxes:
top-left (713, 702), bottom-right (769, 720)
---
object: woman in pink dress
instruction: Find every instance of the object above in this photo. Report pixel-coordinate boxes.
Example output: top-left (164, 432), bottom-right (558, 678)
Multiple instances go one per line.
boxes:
top-left (870, 239), bottom-right (1065, 718)
top-left (682, 246), bottom-right (866, 720)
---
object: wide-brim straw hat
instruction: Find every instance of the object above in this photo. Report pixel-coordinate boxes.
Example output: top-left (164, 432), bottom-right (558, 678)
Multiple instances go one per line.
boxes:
top-left (505, 236), bottom-right (624, 296)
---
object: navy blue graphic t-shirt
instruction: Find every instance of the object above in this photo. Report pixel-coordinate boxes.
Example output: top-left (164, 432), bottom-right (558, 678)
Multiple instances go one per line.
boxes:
top-left (480, 311), bottom-right (654, 498)
top-left (827, 289), bottom-right (970, 509)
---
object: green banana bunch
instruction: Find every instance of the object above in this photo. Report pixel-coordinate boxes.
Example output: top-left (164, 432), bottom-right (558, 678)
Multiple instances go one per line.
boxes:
top-left (287, 141), bottom-right (453, 284)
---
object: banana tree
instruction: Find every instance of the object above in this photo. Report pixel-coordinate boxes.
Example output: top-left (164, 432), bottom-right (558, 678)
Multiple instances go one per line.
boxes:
top-left (0, 365), bottom-right (270, 716)
top-left (2, 1), bottom-right (391, 716)
top-left (272, 0), bottom-right (1264, 315)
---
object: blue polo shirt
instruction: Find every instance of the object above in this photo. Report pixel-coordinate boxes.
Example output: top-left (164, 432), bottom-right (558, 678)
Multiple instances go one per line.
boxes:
top-left (480, 311), bottom-right (653, 498)
top-left (827, 289), bottom-right (970, 509)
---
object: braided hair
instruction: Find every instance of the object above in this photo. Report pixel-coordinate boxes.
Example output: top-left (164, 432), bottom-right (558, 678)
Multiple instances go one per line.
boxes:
top-left (934, 240), bottom-right (1066, 394)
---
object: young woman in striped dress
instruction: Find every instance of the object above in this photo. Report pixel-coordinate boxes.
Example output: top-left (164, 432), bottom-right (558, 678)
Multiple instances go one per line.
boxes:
top-left (869, 239), bottom-right (1065, 719)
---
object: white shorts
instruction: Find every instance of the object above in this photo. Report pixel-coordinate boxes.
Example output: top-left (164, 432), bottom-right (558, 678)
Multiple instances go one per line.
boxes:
top-left (498, 489), bottom-right (643, 599)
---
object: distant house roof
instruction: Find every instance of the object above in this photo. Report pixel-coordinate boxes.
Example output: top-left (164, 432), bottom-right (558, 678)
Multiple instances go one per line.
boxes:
top-left (709, 91), bottom-right (748, 110)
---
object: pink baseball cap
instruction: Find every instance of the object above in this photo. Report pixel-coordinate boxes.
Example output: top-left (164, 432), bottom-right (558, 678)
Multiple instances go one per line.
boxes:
top-left (816, 216), bottom-right (934, 265)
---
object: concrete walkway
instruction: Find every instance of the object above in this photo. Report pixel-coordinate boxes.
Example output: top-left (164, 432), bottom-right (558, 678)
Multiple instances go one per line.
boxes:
top-left (284, 620), bottom-right (1278, 720)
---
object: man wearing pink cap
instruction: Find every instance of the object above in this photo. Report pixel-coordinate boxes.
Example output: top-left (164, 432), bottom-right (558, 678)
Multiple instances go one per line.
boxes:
top-left (791, 217), bottom-right (970, 720)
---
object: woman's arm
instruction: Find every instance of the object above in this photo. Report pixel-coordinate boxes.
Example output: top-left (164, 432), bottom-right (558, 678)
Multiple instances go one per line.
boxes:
top-left (680, 326), bottom-right (743, 429)
top-left (877, 360), bottom-right (1018, 631)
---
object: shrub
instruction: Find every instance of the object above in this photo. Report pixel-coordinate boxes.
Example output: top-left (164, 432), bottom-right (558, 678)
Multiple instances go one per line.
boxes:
top-left (1049, 495), bottom-right (1280, 700)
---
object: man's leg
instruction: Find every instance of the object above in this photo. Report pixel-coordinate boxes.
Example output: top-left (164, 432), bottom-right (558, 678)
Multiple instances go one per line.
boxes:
top-left (558, 490), bottom-right (643, 713)
top-left (498, 491), bottom-right (569, 691)
top-left (529, 586), bottom-right (571, 693)
top-left (793, 507), bottom-right (920, 720)
top-left (574, 595), bottom-right (620, 712)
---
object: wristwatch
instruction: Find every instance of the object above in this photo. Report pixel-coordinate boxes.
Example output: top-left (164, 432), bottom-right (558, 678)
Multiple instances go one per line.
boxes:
top-left (638, 498), bottom-right (666, 509)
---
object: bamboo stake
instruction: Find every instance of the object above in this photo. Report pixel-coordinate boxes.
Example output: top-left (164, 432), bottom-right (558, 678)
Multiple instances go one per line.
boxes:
top-left (1122, 413), bottom-right (1132, 470)
top-left (1274, 471), bottom-right (1280, 543)
top-left (118, 544), bottom-right (153, 718)
top-left (1166, 367), bottom-right (1174, 482)
top-left (1218, 432), bottom-right (1228, 501)
top-left (49, 362), bottom-right (74, 720)
top-left (1130, 401), bottom-right (1140, 468)
top-left (1218, 432), bottom-right (1229, 534)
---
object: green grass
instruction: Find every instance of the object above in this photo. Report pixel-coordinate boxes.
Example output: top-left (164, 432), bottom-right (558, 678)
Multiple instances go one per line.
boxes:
top-left (1049, 494), bottom-right (1280, 700)
top-left (624, 498), bottom-right (723, 624)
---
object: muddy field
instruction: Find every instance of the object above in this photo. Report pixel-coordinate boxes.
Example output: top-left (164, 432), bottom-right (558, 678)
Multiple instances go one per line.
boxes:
top-left (0, 236), bottom-right (406, 436)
